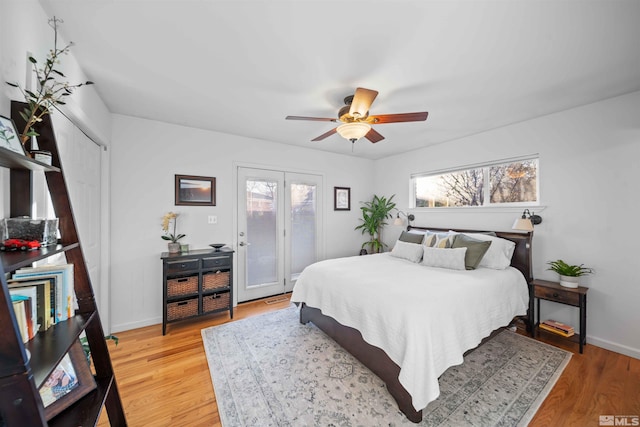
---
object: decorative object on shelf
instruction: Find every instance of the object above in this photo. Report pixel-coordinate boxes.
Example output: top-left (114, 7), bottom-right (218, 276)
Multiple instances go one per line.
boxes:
top-left (209, 243), bottom-right (225, 251)
top-left (547, 259), bottom-right (594, 288)
top-left (393, 210), bottom-right (415, 227)
top-left (0, 114), bottom-right (27, 155)
top-left (355, 194), bottom-right (396, 254)
top-left (39, 340), bottom-right (97, 421)
top-left (512, 209), bottom-right (542, 232)
top-left (161, 212), bottom-right (185, 253)
top-left (180, 244), bottom-right (189, 252)
top-left (5, 17), bottom-right (94, 150)
top-left (175, 174), bottom-right (216, 206)
top-left (0, 217), bottom-right (59, 246)
top-left (334, 187), bottom-right (351, 211)
top-left (31, 150), bottom-right (52, 165)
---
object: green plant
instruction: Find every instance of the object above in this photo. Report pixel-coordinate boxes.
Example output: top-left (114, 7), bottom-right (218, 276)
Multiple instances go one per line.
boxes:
top-left (161, 212), bottom-right (186, 243)
top-left (6, 17), bottom-right (93, 147)
top-left (355, 194), bottom-right (396, 254)
top-left (547, 260), bottom-right (594, 277)
top-left (80, 334), bottom-right (119, 365)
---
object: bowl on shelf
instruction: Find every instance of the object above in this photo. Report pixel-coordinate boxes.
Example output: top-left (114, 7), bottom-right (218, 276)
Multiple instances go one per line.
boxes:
top-left (209, 243), bottom-right (225, 251)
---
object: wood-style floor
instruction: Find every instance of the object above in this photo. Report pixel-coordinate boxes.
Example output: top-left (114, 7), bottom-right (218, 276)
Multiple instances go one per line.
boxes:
top-left (98, 295), bottom-right (640, 426)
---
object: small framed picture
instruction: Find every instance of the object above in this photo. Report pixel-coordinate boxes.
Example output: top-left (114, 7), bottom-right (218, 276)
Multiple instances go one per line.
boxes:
top-left (334, 187), bottom-right (351, 211)
top-left (175, 175), bottom-right (216, 206)
top-left (0, 114), bottom-right (26, 155)
top-left (39, 340), bottom-right (97, 420)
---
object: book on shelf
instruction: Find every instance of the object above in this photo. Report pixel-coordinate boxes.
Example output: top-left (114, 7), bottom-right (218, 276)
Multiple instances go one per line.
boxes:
top-left (539, 323), bottom-right (575, 337)
top-left (10, 296), bottom-right (32, 343)
top-left (9, 288), bottom-right (37, 339)
top-left (13, 264), bottom-right (74, 323)
top-left (541, 319), bottom-right (574, 333)
top-left (8, 278), bottom-right (55, 331)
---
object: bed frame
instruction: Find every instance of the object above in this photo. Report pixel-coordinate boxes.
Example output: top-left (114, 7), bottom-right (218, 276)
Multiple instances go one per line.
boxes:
top-left (299, 226), bottom-right (533, 423)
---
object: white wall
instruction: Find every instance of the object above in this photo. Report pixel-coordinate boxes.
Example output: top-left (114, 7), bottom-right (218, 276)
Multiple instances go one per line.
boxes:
top-left (374, 91), bottom-right (640, 359)
top-left (109, 114), bottom-right (375, 332)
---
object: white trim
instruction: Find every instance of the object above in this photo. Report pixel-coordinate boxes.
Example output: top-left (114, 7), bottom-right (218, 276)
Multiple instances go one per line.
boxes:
top-left (409, 205), bottom-right (546, 214)
top-left (587, 335), bottom-right (640, 360)
top-left (410, 153), bottom-right (540, 179)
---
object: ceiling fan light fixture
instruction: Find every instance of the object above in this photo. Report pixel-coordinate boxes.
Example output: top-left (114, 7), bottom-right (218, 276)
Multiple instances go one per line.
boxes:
top-left (336, 122), bottom-right (371, 142)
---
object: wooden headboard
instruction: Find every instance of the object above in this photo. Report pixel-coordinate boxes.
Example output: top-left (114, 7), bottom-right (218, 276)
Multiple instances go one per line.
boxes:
top-left (406, 226), bottom-right (533, 283)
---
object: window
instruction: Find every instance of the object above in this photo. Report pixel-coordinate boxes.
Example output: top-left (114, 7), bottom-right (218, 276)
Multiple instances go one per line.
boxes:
top-left (412, 157), bottom-right (539, 208)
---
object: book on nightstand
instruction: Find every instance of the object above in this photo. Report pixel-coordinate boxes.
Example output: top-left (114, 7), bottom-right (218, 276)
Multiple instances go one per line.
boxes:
top-left (539, 322), bottom-right (575, 337)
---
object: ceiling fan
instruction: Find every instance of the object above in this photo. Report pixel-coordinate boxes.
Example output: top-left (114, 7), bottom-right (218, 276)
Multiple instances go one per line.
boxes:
top-left (286, 87), bottom-right (428, 144)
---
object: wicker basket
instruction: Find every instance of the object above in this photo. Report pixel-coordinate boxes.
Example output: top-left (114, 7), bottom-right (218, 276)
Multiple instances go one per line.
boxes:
top-left (167, 298), bottom-right (198, 320)
top-left (203, 292), bottom-right (230, 313)
top-left (167, 276), bottom-right (198, 297)
top-left (203, 270), bottom-right (230, 291)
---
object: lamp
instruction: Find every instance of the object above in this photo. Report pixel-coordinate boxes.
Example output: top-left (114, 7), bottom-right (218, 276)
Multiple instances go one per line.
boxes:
top-left (336, 122), bottom-right (371, 143)
top-left (394, 210), bottom-right (415, 227)
top-left (512, 209), bottom-right (542, 232)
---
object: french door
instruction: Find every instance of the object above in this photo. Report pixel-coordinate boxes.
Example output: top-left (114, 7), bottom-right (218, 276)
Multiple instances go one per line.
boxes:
top-left (237, 167), bottom-right (322, 302)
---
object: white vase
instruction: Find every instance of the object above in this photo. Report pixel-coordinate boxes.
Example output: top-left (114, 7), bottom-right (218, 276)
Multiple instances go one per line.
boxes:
top-left (559, 275), bottom-right (579, 288)
top-left (167, 242), bottom-right (180, 253)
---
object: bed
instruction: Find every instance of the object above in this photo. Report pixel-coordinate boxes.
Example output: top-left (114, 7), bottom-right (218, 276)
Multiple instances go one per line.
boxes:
top-left (290, 226), bottom-right (533, 423)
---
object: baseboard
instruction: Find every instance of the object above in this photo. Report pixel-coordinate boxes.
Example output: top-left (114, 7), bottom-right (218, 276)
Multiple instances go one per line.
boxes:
top-left (587, 335), bottom-right (640, 360)
top-left (112, 316), bottom-right (162, 333)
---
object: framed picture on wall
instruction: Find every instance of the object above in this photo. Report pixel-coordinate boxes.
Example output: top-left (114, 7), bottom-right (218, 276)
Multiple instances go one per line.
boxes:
top-left (0, 114), bottom-right (27, 155)
top-left (39, 340), bottom-right (97, 420)
top-left (175, 175), bottom-right (216, 206)
top-left (334, 187), bottom-right (351, 211)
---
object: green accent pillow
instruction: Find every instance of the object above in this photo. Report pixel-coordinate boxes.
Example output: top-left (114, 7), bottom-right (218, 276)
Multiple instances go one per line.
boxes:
top-left (451, 234), bottom-right (492, 270)
top-left (398, 231), bottom-right (424, 244)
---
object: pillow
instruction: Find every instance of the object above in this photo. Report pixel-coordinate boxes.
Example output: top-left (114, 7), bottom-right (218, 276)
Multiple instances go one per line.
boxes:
top-left (398, 230), bottom-right (425, 244)
top-left (390, 240), bottom-right (424, 263)
top-left (423, 231), bottom-right (453, 248)
top-left (462, 233), bottom-right (516, 270)
top-left (421, 246), bottom-right (467, 270)
top-left (451, 234), bottom-right (492, 270)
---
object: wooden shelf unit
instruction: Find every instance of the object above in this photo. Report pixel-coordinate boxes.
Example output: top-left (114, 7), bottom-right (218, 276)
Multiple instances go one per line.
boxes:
top-left (0, 102), bottom-right (126, 426)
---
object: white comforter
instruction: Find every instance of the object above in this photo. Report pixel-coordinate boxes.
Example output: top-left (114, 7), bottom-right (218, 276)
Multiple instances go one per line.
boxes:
top-left (290, 253), bottom-right (529, 411)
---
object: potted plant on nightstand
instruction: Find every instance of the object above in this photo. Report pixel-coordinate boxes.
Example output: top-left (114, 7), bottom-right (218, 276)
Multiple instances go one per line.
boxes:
top-left (355, 194), bottom-right (396, 254)
top-left (547, 259), bottom-right (594, 288)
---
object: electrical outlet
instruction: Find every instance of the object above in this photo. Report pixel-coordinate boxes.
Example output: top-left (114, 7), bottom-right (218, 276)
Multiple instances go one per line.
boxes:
top-left (208, 215), bottom-right (217, 224)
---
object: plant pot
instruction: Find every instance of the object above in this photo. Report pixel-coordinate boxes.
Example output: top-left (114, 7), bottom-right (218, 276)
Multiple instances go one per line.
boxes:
top-left (559, 275), bottom-right (579, 288)
top-left (167, 242), bottom-right (180, 253)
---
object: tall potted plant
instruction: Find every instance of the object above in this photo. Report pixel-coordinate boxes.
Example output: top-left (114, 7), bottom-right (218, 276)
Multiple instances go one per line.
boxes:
top-left (6, 17), bottom-right (93, 150)
top-left (355, 194), bottom-right (396, 254)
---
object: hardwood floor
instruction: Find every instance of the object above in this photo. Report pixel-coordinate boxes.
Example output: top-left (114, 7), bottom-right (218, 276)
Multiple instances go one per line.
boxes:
top-left (98, 296), bottom-right (639, 426)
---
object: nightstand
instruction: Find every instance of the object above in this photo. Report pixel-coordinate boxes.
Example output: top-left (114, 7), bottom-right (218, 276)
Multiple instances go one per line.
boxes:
top-left (531, 279), bottom-right (588, 353)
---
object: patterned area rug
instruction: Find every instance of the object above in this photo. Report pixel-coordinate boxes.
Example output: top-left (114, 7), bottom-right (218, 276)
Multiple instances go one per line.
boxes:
top-left (201, 306), bottom-right (571, 426)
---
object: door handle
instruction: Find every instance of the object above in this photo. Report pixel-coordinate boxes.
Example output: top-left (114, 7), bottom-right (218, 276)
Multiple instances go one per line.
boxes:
top-left (239, 242), bottom-right (251, 247)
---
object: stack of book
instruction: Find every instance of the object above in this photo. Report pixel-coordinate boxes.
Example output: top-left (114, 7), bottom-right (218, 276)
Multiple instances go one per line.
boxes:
top-left (539, 319), bottom-right (575, 337)
top-left (7, 264), bottom-right (76, 343)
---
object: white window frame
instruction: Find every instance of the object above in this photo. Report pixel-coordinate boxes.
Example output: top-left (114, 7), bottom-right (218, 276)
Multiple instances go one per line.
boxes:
top-left (410, 155), bottom-right (541, 210)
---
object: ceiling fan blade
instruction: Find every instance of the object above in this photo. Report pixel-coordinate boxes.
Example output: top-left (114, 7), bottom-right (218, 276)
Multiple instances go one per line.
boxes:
top-left (311, 128), bottom-right (337, 141)
top-left (368, 112), bottom-right (429, 124)
top-left (286, 115), bottom-right (337, 122)
top-left (349, 87), bottom-right (378, 118)
top-left (364, 128), bottom-right (385, 143)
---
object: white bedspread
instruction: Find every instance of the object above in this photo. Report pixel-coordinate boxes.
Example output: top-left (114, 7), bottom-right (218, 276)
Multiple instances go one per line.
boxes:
top-left (290, 253), bottom-right (529, 411)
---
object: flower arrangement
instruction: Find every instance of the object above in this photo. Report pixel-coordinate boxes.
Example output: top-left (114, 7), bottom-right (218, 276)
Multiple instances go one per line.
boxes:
top-left (161, 212), bottom-right (185, 243)
top-left (5, 17), bottom-right (94, 148)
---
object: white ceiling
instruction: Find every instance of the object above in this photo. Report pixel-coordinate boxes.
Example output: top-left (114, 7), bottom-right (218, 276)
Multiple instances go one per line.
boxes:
top-left (42, 1), bottom-right (640, 160)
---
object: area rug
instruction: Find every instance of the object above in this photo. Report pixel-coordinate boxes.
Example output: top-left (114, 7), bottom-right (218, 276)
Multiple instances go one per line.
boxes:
top-left (201, 306), bottom-right (571, 426)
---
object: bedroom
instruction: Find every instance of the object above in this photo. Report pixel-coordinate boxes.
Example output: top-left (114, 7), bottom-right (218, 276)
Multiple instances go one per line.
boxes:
top-left (0, 0), bottom-right (638, 425)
